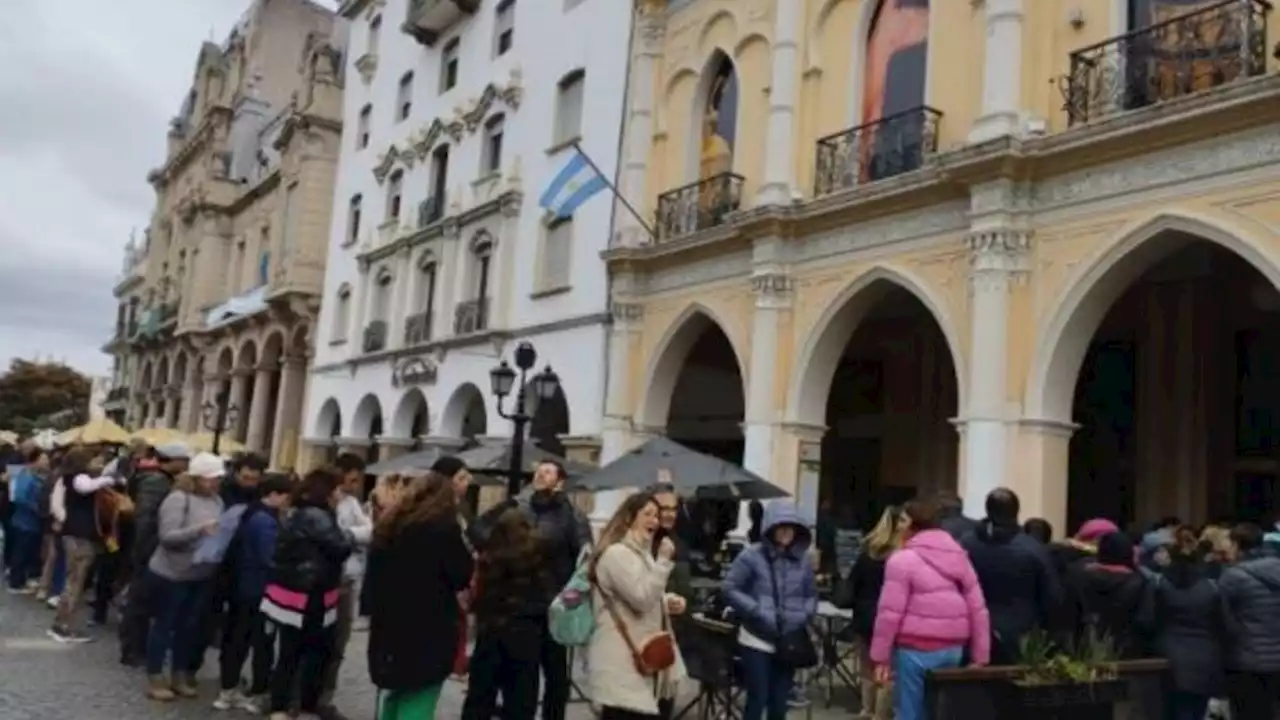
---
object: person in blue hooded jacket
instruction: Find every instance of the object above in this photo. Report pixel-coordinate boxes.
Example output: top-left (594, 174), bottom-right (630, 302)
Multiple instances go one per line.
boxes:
top-left (7, 447), bottom-right (49, 592)
top-left (722, 501), bottom-right (818, 720)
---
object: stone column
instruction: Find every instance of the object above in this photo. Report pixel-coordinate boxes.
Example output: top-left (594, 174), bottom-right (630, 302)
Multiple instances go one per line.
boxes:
top-left (756, 0), bottom-right (801, 206)
top-left (164, 390), bottom-right (181, 428)
top-left (245, 364), bottom-right (275, 453)
top-left (961, 180), bottom-right (1031, 517)
top-left (968, 0), bottom-right (1025, 143)
top-left (596, 300), bottom-right (645, 525)
top-left (230, 370), bottom-right (251, 442)
top-left (614, 4), bottom-right (666, 248)
top-left (353, 261), bottom-right (372, 349)
top-left (1015, 419), bottom-right (1076, 532)
top-left (270, 355), bottom-right (308, 470)
top-left (179, 378), bottom-right (200, 434)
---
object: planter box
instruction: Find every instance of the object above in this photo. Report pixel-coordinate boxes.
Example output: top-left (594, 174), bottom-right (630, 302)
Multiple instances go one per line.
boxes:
top-left (1006, 677), bottom-right (1128, 709)
top-left (924, 660), bottom-right (1167, 720)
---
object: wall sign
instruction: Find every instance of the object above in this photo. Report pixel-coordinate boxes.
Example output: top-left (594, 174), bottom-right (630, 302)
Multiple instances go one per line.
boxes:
top-left (392, 356), bottom-right (438, 387)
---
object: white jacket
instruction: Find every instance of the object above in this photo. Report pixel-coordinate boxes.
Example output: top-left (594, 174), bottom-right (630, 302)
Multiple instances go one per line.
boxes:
top-left (335, 493), bottom-right (373, 580)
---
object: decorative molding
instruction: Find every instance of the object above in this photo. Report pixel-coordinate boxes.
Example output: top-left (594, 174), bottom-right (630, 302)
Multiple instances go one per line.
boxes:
top-left (372, 144), bottom-right (415, 183)
top-left (967, 228), bottom-right (1033, 282)
top-left (610, 301), bottom-right (644, 324)
top-left (410, 117), bottom-right (463, 159)
top-left (460, 70), bottom-right (524, 133)
top-left (354, 53), bottom-right (378, 85)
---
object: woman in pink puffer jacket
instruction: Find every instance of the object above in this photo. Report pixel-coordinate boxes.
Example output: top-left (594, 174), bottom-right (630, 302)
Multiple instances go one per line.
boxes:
top-left (869, 499), bottom-right (990, 720)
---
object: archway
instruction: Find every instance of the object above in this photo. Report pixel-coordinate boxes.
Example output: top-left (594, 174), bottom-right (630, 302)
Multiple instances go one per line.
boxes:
top-left (442, 383), bottom-right (487, 441)
top-left (792, 275), bottom-right (961, 528)
top-left (233, 341), bottom-right (259, 443)
top-left (313, 397), bottom-right (342, 466)
top-left (259, 332), bottom-right (285, 458)
top-left (530, 386), bottom-right (570, 457)
top-left (350, 393), bottom-right (384, 462)
top-left (391, 388), bottom-right (430, 444)
top-left (1041, 231), bottom-right (1280, 528)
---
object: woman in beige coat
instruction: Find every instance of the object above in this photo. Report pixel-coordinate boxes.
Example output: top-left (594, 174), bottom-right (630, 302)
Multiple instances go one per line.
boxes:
top-left (588, 491), bottom-right (687, 719)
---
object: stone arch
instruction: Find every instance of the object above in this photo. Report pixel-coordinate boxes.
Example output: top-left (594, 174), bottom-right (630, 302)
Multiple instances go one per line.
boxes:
top-left (440, 382), bottom-right (488, 439)
top-left (391, 387), bottom-right (430, 438)
top-left (1026, 210), bottom-right (1280, 423)
top-left (261, 331), bottom-right (285, 366)
top-left (786, 264), bottom-right (966, 425)
top-left (290, 325), bottom-right (311, 357)
top-left (733, 32), bottom-right (770, 58)
top-left (638, 303), bottom-right (750, 430)
top-left (155, 356), bottom-right (171, 388)
top-left (236, 340), bottom-right (258, 370)
top-left (216, 347), bottom-right (235, 374)
top-left (697, 9), bottom-right (738, 54)
top-left (470, 229), bottom-right (495, 253)
top-left (350, 393), bottom-right (384, 439)
top-left (657, 68), bottom-right (698, 139)
top-left (313, 397), bottom-right (342, 437)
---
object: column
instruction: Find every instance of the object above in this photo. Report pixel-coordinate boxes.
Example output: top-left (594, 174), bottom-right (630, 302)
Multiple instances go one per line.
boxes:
top-left (179, 381), bottom-right (200, 434)
top-left (164, 391), bottom-right (181, 428)
top-left (968, 0), bottom-right (1025, 143)
top-left (270, 355), bottom-right (307, 470)
top-left (353, 262), bottom-right (372, 351)
top-left (755, 0), bottom-right (801, 206)
top-left (230, 370), bottom-right (250, 442)
top-left (596, 299), bottom-right (645, 525)
top-left (245, 364), bottom-right (274, 453)
top-left (614, 5), bottom-right (665, 248)
top-left (961, 181), bottom-right (1030, 517)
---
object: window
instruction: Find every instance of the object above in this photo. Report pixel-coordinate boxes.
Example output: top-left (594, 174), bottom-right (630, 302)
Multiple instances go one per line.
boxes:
top-left (541, 217), bottom-right (573, 290)
top-left (357, 105), bottom-right (372, 149)
top-left (418, 260), bottom-right (438, 316)
top-left (473, 240), bottom-right (492, 301)
top-left (554, 70), bottom-right (585, 145)
top-left (494, 0), bottom-right (515, 56)
top-left (333, 285), bottom-right (352, 342)
top-left (386, 170), bottom-right (404, 222)
top-left (396, 72), bottom-right (414, 121)
top-left (482, 115), bottom-right (504, 174)
top-left (258, 251), bottom-right (270, 286)
top-left (440, 38), bottom-right (460, 93)
top-left (281, 182), bottom-right (297, 258)
top-left (259, 225), bottom-right (271, 285)
top-left (429, 144), bottom-right (449, 207)
top-left (368, 15), bottom-right (382, 55)
top-left (346, 194), bottom-right (363, 246)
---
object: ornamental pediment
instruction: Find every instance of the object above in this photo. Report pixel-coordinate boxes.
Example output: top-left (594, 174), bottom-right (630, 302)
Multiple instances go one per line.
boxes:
top-left (410, 116), bottom-right (464, 159)
top-left (372, 144), bottom-right (417, 183)
top-left (460, 69), bottom-right (524, 133)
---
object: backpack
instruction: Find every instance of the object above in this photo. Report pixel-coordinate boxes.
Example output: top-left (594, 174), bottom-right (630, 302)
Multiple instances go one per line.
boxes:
top-left (194, 504), bottom-right (249, 566)
top-left (548, 546), bottom-right (595, 647)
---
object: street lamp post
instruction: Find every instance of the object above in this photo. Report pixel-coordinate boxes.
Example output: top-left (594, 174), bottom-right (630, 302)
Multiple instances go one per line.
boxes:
top-left (489, 341), bottom-right (561, 499)
top-left (201, 383), bottom-right (240, 456)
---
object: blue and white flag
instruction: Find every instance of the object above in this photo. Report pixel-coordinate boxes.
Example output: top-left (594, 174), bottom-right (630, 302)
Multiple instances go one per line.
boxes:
top-left (539, 150), bottom-right (608, 219)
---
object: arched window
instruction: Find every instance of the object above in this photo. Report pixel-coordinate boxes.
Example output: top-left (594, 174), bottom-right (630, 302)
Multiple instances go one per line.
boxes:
top-left (417, 255), bottom-right (438, 314)
top-left (554, 70), bottom-right (585, 145)
top-left (472, 238), bottom-right (493, 302)
top-left (861, 0), bottom-right (929, 125)
top-left (699, 53), bottom-right (738, 179)
top-left (346, 194), bottom-right (363, 246)
top-left (333, 284), bottom-right (352, 342)
top-left (482, 115), bottom-right (505, 174)
top-left (386, 169), bottom-right (404, 222)
top-left (357, 104), bottom-right (372, 149)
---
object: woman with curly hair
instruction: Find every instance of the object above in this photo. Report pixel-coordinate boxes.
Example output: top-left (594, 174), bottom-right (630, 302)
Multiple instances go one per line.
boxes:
top-left (366, 470), bottom-right (474, 720)
top-left (461, 507), bottom-right (554, 720)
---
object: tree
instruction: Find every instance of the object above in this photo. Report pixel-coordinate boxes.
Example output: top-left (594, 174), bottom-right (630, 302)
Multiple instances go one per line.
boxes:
top-left (0, 360), bottom-right (91, 434)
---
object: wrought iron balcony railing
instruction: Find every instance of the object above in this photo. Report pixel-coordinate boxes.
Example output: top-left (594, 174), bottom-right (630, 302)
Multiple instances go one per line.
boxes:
top-left (654, 172), bottom-right (745, 243)
top-left (814, 106), bottom-right (942, 197)
top-left (1060, 0), bottom-right (1270, 126)
top-left (454, 298), bottom-right (489, 335)
top-left (417, 195), bottom-right (445, 228)
top-left (404, 312), bottom-right (433, 345)
top-left (362, 320), bottom-right (388, 353)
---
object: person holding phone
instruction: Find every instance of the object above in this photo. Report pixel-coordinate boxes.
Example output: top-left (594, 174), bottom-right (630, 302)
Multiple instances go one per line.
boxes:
top-left (143, 452), bottom-right (226, 702)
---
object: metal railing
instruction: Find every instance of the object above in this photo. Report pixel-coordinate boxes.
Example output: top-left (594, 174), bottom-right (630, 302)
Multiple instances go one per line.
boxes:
top-left (404, 312), bottom-right (433, 345)
top-left (453, 298), bottom-right (489, 335)
top-left (417, 195), bottom-right (445, 228)
top-left (654, 172), bottom-right (745, 242)
top-left (1060, 0), bottom-right (1270, 126)
top-left (814, 106), bottom-right (942, 197)
top-left (362, 320), bottom-right (388, 353)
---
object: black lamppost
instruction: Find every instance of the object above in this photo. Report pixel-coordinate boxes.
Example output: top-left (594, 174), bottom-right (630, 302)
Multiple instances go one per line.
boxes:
top-left (201, 383), bottom-right (240, 456)
top-left (489, 341), bottom-right (560, 499)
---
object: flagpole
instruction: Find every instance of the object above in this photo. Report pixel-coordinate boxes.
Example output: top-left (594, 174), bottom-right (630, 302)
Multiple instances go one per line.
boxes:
top-left (571, 141), bottom-right (658, 242)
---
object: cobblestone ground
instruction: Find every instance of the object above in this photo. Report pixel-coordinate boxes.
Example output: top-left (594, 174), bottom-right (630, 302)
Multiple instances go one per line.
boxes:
top-left (0, 588), bottom-right (849, 719)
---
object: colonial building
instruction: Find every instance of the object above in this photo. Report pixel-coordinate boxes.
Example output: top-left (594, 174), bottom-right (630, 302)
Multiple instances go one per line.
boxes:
top-left (300, 0), bottom-right (631, 468)
top-left (600, 0), bottom-right (1280, 532)
top-left (103, 0), bottom-right (343, 469)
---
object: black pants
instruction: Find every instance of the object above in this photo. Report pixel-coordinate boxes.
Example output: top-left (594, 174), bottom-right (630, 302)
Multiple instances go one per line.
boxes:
top-left (462, 624), bottom-right (542, 720)
top-left (118, 569), bottom-right (150, 662)
top-left (219, 598), bottom-right (274, 695)
top-left (187, 583), bottom-right (223, 674)
top-left (600, 708), bottom-right (660, 720)
top-left (90, 551), bottom-right (122, 624)
top-left (270, 619), bottom-right (336, 713)
top-left (1228, 671), bottom-right (1279, 720)
top-left (538, 622), bottom-right (570, 720)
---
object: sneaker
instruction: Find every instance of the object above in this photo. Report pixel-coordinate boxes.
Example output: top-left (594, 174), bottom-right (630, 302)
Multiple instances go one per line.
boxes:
top-left (25, 579), bottom-right (39, 590)
top-left (7, 586), bottom-right (33, 595)
top-left (47, 625), bottom-right (70, 643)
top-left (45, 595), bottom-right (60, 609)
top-left (213, 689), bottom-right (245, 711)
top-left (148, 675), bottom-right (176, 702)
top-left (238, 694), bottom-right (268, 714)
top-left (172, 673), bottom-right (198, 698)
top-left (34, 589), bottom-right (47, 601)
top-left (60, 630), bottom-right (93, 644)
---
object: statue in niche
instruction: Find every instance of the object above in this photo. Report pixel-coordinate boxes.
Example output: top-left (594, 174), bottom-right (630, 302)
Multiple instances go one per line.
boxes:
top-left (698, 57), bottom-right (737, 181)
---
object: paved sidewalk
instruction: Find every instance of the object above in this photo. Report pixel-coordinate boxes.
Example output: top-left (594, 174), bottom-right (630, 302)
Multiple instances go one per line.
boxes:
top-left (0, 588), bottom-right (852, 719)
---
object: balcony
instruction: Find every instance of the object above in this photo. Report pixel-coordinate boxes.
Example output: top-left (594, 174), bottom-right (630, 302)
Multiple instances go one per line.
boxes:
top-left (454, 298), bottom-right (489, 335)
top-left (417, 195), bottom-right (445, 228)
top-left (403, 0), bottom-right (479, 47)
top-left (1060, 0), bottom-right (1269, 126)
top-left (814, 107), bottom-right (942, 197)
top-left (404, 312), bottom-right (433, 345)
top-left (362, 320), bottom-right (388, 353)
top-left (654, 172), bottom-right (745, 243)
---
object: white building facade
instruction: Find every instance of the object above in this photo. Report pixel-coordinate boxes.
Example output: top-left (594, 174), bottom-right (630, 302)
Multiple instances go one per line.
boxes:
top-left (300, 0), bottom-right (632, 469)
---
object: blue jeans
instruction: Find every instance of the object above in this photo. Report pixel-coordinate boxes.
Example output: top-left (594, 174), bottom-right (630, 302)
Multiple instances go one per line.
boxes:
top-left (6, 529), bottom-right (41, 589)
top-left (740, 646), bottom-right (794, 720)
top-left (892, 646), bottom-right (964, 720)
top-left (50, 540), bottom-right (65, 595)
top-left (145, 572), bottom-right (210, 676)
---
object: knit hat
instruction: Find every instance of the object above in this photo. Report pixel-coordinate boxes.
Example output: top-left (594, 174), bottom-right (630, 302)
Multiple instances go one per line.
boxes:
top-left (430, 455), bottom-right (467, 479)
top-left (188, 452), bottom-right (226, 480)
top-left (1096, 531), bottom-right (1135, 567)
top-left (154, 442), bottom-right (193, 461)
top-left (1075, 518), bottom-right (1119, 543)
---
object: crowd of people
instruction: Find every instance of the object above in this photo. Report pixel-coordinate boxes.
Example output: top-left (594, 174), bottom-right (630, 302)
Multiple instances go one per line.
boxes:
top-left (4, 431), bottom-right (1280, 720)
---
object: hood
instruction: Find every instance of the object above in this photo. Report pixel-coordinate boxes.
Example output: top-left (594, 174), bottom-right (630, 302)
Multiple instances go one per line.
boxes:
top-left (974, 518), bottom-right (1020, 545)
top-left (1141, 528), bottom-right (1174, 555)
top-left (905, 529), bottom-right (970, 577)
top-left (1238, 554), bottom-right (1280, 589)
top-left (761, 501), bottom-right (812, 554)
top-left (1075, 518), bottom-right (1119, 543)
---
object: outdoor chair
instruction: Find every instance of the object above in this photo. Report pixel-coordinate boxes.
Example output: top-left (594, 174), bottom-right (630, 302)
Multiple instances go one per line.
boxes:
top-left (674, 614), bottom-right (743, 720)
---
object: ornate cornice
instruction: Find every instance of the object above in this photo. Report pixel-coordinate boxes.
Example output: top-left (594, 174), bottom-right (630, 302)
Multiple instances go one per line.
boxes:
top-left (409, 116), bottom-right (464, 159)
top-left (460, 70), bottom-right (523, 133)
top-left (372, 144), bottom-right (416, 184)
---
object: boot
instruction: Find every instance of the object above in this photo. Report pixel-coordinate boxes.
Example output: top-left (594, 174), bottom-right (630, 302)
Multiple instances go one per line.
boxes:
top-left (872, 684), bottom-right (894, 720)
top-left (147, 675), bottom-right (176, 702)
top-left (171, 672), bottom-right (198, 698)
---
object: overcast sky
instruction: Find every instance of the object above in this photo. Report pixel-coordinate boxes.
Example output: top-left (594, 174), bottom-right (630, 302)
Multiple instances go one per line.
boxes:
top-left (0, 0), bottom-right (336, 379)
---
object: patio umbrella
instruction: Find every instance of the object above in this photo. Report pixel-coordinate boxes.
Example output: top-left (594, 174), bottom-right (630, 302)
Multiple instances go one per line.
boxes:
top-left (576, 437), bottom-right (788, 500)
top-left (187, 432), bottom-right (246, 455)
top-left (55, 418), bottom-right (132, 446)
top-left (130, 427), bottom-right (190, 447)
top-left (365, 446), bottom-right (446, 475)
top-left (0, 430), bottom-right (18, 445)
top-left (456, 439), bottom-right (597, 481)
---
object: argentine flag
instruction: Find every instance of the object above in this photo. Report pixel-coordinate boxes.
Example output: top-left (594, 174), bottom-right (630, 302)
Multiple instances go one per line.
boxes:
top-left (539, 150), bottom-right (608, 220)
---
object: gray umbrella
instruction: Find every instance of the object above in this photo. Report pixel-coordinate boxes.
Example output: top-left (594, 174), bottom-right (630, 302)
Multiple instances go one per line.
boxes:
top-left (576, 437), bottom-right (788, 500)
top-left (456, 439), bottom-right (596, 480)
top-left (364, 446), bottom-right (446, 475)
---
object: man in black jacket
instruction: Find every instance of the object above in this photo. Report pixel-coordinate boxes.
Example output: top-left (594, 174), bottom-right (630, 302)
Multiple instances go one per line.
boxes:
top-left (961, 488), bottom-right (1061, 664)
top-left (937, 492), bottom-right (979, 540)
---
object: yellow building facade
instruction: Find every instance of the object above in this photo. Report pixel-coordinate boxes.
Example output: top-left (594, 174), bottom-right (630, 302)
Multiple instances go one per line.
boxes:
top-left (601, 0), bottom-right (1280, 533)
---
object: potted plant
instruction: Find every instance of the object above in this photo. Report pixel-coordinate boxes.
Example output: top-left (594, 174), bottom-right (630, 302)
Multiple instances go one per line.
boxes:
top-left (1003, 628), bottom-right (1129, 713)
